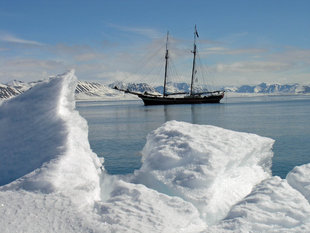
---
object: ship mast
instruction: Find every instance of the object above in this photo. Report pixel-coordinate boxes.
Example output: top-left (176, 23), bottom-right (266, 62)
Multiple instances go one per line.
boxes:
top-left (163, 31), bottom-right (169, 97)
top-left (190, 25), bottom-right (199, 96)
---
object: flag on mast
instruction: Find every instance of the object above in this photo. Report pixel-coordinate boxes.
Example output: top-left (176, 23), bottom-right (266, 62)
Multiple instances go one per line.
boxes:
top-left (195, 25), bottom-right (199, 38)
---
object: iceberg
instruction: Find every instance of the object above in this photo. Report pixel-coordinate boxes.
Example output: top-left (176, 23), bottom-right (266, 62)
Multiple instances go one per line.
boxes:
top-left (0, 70), bottom-right (310, 232)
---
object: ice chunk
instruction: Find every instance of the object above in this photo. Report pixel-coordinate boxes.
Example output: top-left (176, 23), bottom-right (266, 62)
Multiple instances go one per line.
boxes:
top-left (0, 70), bottom-right (102, 205)
top-left (214, 176), bottom-right (310, 232)
top-left (287, 163), bottom-right (310, 203)
top-left (134, 121), bottom-right (274, 225)
top-left (94, 179), bottom-right (206, 232)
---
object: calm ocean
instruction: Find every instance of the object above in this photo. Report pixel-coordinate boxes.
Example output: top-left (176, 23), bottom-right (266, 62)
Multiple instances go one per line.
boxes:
top-left (77, 95), bottom-right (310, 178)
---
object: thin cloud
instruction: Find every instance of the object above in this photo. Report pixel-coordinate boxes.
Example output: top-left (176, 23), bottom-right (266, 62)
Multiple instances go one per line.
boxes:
top-left (201, 47), bottom-right (267, 55)
top-left (215, 61), bottom-right (292, 73)
top-left (269, 47), bottom-right (310, 64)
top-left (2, 58), bottom-right (64, 70)
top-left (219, 31), bottom-right (249, 43)
top-left (0, 58), bottom-right (66, 82)
top-left (49, 43), bottom-right (106, 62)
top-left (0, 30), bottom-right (309, 86)
top-left (0, 32), bottom-right (43, 46)
top-left (106, 23), bottom-right (162, 39)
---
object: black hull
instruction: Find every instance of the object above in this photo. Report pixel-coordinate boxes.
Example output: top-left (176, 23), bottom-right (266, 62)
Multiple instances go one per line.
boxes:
top-left (138, 93), bottom-right (224, 106)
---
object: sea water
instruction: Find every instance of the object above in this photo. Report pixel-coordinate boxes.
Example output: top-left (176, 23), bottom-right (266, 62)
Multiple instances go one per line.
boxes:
top-left (77, 95), bottom-right (310, 178)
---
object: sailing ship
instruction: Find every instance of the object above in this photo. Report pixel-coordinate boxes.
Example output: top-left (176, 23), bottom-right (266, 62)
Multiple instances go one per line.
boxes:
top-left (114, 26), bottom-right (225, 106)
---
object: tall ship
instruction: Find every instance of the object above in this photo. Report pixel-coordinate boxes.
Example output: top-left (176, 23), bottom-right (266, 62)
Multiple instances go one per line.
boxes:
top-left (114, 26), bottom-right (225, 105)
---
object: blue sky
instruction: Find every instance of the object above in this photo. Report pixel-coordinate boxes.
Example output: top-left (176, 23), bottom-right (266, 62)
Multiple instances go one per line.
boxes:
top-left (0, 0), bottom-right (310, 85)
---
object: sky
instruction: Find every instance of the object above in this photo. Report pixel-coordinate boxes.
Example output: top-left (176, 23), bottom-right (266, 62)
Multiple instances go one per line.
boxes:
top-left (0, 0), bottom-right (310, 86)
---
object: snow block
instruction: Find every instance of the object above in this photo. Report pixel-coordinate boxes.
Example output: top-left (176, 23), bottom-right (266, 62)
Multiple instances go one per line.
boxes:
top-left (134, 120), bottom-right (274, 225)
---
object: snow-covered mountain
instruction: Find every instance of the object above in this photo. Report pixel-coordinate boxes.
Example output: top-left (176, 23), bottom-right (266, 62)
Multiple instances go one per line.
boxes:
top-left (155, 82), bottom-right (190, 94)
top-left (0, 80), bottom-right (136, 100)
top-left (1, 80), bottom-right (310, 100)
top-left (0, 80), bottom-right (46, 99)
top-left (109, 81), bottom-right (158, 94)
top-left (75, 81), bottom-right (131, 100)
top-left (111, 81), bottom-right (310, 95)
top-left (0, 84), bottom-right (22, 99)
top-left (230, 83), bottom-right (310, 94)
top-left (159, 82), bottom-right (215, 94)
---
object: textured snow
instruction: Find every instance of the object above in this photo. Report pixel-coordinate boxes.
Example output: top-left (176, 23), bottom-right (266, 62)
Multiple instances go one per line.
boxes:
top-left (1, 70), bottom-right (310, 232)
top-left (213, 176), bottom-right (310, 232)
top-left (287, 163), bottom-right (310, 203)
top-left (95, 178), bottom-right (206, 232)
top-left (134, 121), bottom-right (273, 225)
top-left (0, 71), bottom-right (102, 206)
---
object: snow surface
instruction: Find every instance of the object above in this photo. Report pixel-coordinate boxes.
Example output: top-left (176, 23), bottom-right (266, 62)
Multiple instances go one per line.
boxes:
top-left (0, 71), bottom-right (102, 206)
top-left (133, 121), bottom-right (273, 225)
top-left (213, 176), bottom-right (310, 232)
top-left (1, 70), bottom-right (310, 232)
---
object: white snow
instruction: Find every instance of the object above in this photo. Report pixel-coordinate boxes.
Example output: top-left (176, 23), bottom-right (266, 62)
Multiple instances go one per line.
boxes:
top-left (1, 70), bottom-right (310, 232)
top-left (0, 71), bottom-right (102, 206)
top-left (287, 163), bottom-right (310, 203)
top-left (95, 178), bottom-right (206, 232)
top-left (133, 121), bottom-right (273, 225)
top-left (213, 176), bottom-right (310, 232)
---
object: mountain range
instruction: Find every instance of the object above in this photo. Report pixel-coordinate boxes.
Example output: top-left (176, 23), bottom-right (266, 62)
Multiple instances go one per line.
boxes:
top-left (1, 80), bottom-right (310, 100)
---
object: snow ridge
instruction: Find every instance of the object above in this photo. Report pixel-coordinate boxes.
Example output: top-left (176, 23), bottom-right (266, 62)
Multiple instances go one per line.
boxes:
top-left (0, 70), bottom-right (102, 205)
